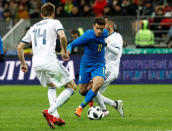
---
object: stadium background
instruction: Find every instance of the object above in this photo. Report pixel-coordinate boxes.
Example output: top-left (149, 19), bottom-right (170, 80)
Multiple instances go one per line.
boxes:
top-left (0, 0), bottom-right (172, 130)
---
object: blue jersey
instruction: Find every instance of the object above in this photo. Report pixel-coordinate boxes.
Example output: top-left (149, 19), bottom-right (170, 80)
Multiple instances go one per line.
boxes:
top-left (67, 29), bottom-right (108, 66)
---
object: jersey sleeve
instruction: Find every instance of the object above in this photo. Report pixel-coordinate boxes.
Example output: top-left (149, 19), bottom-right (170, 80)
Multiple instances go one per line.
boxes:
top-left (103, 29), bottom-right (108, 38)
top-left (106, 34), bottom-right (123, 55)
top-left (21, 29), bottom-right (31, 44)
top-left (67, 31), bottom-right (90, 53)
top-left (54, 20), bottom-right (64, 32)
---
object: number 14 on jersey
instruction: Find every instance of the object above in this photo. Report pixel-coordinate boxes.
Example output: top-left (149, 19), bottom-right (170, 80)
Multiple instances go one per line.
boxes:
top-left (32, 28), bottom-right (46, 47)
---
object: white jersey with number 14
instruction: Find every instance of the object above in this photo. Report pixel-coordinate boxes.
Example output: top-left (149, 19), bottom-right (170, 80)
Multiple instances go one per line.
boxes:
top-left (22, 19), bottom-right (63, 68)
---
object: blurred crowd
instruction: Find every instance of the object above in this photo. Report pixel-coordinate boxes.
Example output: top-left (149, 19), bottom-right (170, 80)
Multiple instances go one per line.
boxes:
top-left (0, 0), bottom-right (172, 21)
top-left (0, 0), bottom-right (172, 53)
top-left (0, 0), bottom-right (41, 21)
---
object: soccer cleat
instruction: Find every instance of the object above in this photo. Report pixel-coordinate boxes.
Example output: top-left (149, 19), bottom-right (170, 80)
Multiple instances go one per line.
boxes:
top-left (114, 100), bottom-right (124, 117)
top-left (88, 101), bottom-right (94, 107)
top-left (75, 106), bottom-right (83, 117)
top-left (42, 110), bottom-right (55, 129)
top-left (102, 109), bottom-right (109, 117)
top-left (53, 117), bottom-right (66, 126)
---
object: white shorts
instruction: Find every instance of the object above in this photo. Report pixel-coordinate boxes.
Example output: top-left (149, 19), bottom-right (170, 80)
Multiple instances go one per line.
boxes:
top-left (99, 70), bottom-right (118, 93)
top-left (34, 61), bottom-right (73, 88)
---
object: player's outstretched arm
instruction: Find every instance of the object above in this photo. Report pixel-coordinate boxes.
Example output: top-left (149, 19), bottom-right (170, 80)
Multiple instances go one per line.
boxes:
top-left (67, 31), bottom-right (90, 54)
top-left (17, 42), bottom-right (28, 73)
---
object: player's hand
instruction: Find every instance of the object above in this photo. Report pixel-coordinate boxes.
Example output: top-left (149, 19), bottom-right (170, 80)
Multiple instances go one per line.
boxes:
top-left (21, 64), bottom-right (28, 73)
top-left (67, 51), bottom-right (71, 55)
top-left (61, 53), bottom-right (70, 61)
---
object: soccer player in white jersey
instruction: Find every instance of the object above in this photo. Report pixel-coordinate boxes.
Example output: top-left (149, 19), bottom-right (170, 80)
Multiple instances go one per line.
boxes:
top-left (17, 2), bottom-right (76, 129)
top-left (93, 19), bottom-right (124, 117)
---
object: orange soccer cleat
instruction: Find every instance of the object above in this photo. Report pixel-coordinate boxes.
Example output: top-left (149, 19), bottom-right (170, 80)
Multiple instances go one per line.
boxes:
top-left (75, 106), bottom-right (83, 117)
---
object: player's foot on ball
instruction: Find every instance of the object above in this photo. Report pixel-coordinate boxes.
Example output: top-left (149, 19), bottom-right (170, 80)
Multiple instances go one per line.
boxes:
top-left (88, 101), bottom-right (94, 107)
top-left (53, 117), bottom-right (65, 126)
top-left (114, 100), bottom-right (124, 117)
top-left (75, 106), bottom-right (83, 117)
top-left (42, 110), bottom-right (55, 129)
top-left (102, 109), bottom-right (109, 117)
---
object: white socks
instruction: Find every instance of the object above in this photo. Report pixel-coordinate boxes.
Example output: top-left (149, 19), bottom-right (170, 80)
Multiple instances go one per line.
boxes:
top-left (48, 87), bottom-right (59, 118)
top-left (95, 92), bottom-right (117, 109)
top-left (101, 94), bottom-right (117, 107)
top-left (48, 87), bottom-right (74, 114)
top-left (94, 92), bottom-right (107, 110)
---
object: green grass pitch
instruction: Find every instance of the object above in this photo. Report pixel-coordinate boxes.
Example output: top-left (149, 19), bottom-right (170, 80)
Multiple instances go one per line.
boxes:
top-left (0, 85), bottom-right (172, 131)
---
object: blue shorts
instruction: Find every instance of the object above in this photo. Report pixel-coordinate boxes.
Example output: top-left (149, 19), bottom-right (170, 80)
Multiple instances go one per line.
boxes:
top-left (78, 65), bottom-right (105, 84)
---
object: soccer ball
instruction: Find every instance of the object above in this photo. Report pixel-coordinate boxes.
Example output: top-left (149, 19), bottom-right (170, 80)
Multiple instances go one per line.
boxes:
top-left (87, 106), bottom-right (103, 120)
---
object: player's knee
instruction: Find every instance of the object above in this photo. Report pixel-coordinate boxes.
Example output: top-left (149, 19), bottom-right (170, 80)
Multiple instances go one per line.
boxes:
top-left (66, 80), bottom-right (77, 91)
top-left (92, 83), bottom-right (102, 92)
top-left (79, 89), bottom-right (87, 96)
top-left (47, 83), bottom-right (56, 87)
top-left (66, 85), bottom-right (76, 92)
top-left (72, 84), bottom-right (77, 91)
top-left (96, 83), bottom-right (103, 88)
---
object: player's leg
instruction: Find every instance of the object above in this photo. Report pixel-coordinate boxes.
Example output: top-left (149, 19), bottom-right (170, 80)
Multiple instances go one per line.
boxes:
top-left (77, 65), bottom-right (91, 96)
top-left (98, 75), bottom-right (116, 107)
top-left (75, 65), bottom-right (93, 117)
top-left (94, 92), bottom-right (109, 116)
top-left (99, 93), bottom-right (124, 117)
top-left (35, 70), bottom-right (56, 128)
top-left (75, 84), bottom-right (89, 117)
top-left (47, 85), bottom-right (59, 118)
top-left (82, 76), bottom-right (104, 107)
top-left (91, 76), bottom-right (104, 92)
top-left (80, 76), bottom-right (104, 108)
top-left (46, 80), bottom-right (76, 126)
top-left (79, 83), bottom-right (89, 96)
top-left (83, 66), bottom-right (105, 109)
top-left (93, 79), bottom-right (111, 116)
top-left (85, 81), bottom-right (94, 107)
top-left (75, 76), bottom-right (104, 117)
top-left (95, 72), bottom-right (124, 117)
top-left (44, 62), bottom-right (76, 127)
top-left (79, 81), bottom-right (94, 107)
top-left (76, 66), bottom-right (105, 109)
top-left (91, 76), bottom-right (110, 117)
top-left (98, 81), bottom-right (124, 116)
top-left (48, 80), bottom-right (76, 115)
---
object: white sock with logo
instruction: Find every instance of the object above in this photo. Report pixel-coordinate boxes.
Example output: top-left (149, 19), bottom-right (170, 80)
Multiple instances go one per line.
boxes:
top-left (48, 87), bottom-right (59, 118)
top-left (48, 88), bottom-right (74, 114)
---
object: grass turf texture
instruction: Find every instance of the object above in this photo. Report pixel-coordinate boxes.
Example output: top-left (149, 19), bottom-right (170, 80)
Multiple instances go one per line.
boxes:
top-left (0, 85), bottom-right (172, 131)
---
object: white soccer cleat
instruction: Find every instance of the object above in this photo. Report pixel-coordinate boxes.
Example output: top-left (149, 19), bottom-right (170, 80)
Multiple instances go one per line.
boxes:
top-left (114, 100), bottom-right (124, 117)
top-left (102, 109), bottom-right (109, 117)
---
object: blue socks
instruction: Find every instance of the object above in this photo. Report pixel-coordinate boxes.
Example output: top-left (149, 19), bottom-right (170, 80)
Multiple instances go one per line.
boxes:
top-left (80, 89), bottom-right (97, 108)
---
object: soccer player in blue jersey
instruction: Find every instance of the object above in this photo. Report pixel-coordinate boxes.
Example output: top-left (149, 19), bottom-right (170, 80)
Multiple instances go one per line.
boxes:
top-left (67, 17), bottom-right (108, 117)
